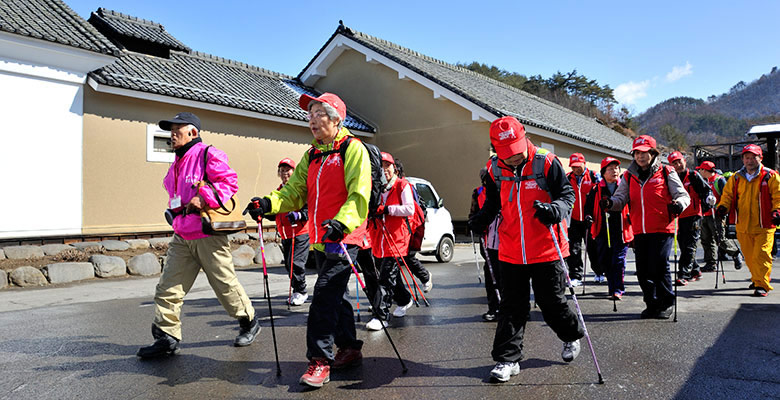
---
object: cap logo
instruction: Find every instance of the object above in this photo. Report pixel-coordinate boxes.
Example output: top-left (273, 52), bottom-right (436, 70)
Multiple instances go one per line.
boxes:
top-left (635, 138), bottom-right (646, 144)
top-left (499, 129), bottom-right (516, 141)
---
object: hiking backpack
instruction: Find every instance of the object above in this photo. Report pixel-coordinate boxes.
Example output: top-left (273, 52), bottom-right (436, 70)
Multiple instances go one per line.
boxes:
top-left (308, 136), bottom-right (387, 218)
top-left (405, 182), bottom-right (426, 251)
top-left (490, 150), bottom-right (552, 201)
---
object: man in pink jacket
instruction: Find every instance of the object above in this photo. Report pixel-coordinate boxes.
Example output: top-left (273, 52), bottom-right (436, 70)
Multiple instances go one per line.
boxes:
top-left (137, 112), bottom-right (259, 358)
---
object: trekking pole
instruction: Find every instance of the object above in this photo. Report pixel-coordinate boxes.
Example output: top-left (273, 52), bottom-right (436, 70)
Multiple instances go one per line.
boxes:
top-left (469, 232), bottom-right (483, 283)
top-left (380, 224), bottom-right (429, 307)
top-left (480, 237), bottom-right (501, 304)
top-left (604, 212), bottom-right (616, 312)
top-left (355, 274), bottom-right (361, 322)
top-left (257, 218), bottom-right (282, 376)
top-left (673, 219), bottom-right (679, 323)
top-left (287, 224), bottom-right (297, 310)
top-left (582, 231), bottom-right (588, 295)
top-left (715, 255), bottom-right (722, 289)
top-left (340, 242), bottom-right (408, 373)
top-left (548, 225), bottom-right (604, 384)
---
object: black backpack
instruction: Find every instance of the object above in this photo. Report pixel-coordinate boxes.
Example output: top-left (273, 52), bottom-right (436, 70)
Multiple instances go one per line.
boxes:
top-left (308, 136), bottom-right (387, 217)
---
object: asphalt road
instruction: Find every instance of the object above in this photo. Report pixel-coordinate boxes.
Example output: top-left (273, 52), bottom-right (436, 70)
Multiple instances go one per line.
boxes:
top-left (1, 245), bottom-right (779, 399)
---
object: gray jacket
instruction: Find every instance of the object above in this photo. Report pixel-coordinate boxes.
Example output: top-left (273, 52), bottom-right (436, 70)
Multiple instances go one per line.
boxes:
top-left (609, 156), bottom-right (690, 212)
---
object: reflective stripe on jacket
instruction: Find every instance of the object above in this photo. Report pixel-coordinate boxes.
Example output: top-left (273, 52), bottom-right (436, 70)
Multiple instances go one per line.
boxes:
top-left (163, 142), bottom-right (238, 240)
top-left (718, 167), bottom-right (780, 233)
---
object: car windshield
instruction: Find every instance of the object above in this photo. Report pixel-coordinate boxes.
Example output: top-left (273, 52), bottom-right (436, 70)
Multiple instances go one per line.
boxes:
top-left (415, 183), bottom-right (438, 209)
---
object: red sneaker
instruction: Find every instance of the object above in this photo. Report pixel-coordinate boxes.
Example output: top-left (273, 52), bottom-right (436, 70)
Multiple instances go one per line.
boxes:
top-left (300, 358), bottom-right (330, 388)
top-left (689, 271), bottom-right (702, 282)
top-left (332, 347), bottom-right (363, 369)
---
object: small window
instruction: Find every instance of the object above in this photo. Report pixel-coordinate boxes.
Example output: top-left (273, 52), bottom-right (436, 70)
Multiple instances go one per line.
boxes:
top-left (541, 142), bottom-right (555, 154)
top-left (147, 124), bottom-right (174, 163)
top-left (415, 183), bottom-right (438, 209)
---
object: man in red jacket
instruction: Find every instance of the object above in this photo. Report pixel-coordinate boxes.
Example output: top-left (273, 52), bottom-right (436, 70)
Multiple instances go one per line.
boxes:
top-left (566, 153), bottom-right (602, 285)
top-left (468, 116), bottom-right (584, 383)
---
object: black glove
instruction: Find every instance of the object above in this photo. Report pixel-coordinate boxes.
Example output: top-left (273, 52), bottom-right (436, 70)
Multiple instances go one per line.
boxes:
top-left (468, 216), bottom-right (486, 235)
top-left (372, 204), bottom-right (387, 218)
top-left (286, 211), bottom-right (302, 224)
top-left (533, 200), bottom-right (558, 225)
top-left (321, 219), bottom-right (346, 242)
top-left (599, 197), bottom-right (613, 210)
top-left (243, 197), bottom-right (271, 222)
top-left (667, 202), bottom-right (684, 217)
top-left (715, 206), bottom-right (728, 219)
top-left (772, 210), bottom-right (780, 226)
top-left (584, 215), bottom-right (594, 228)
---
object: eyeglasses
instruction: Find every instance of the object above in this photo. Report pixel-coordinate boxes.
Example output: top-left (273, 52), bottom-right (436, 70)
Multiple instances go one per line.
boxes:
top-left (306, 110), bottom-right (328, 120)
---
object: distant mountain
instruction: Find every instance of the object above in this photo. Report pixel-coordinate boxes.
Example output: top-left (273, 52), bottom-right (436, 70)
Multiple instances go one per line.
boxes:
top-left (636, 67), bottom-right (780, 150)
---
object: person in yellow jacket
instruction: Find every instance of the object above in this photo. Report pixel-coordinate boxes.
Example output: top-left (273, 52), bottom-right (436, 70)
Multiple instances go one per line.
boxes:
top-left (245, 93), bottom-right (372, 387)
top-left (716, 144), bottom-right (780, 297)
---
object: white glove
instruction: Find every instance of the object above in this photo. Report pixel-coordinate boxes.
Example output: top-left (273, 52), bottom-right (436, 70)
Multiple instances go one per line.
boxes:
top-left (706, 195), bottom-right (717, 206)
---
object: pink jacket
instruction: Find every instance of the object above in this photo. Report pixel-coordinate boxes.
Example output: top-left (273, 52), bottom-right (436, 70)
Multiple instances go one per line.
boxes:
top-left (163, 142), bottom-right (239, 240)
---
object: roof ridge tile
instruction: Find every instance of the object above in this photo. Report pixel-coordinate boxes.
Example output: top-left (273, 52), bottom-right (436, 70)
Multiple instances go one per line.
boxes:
top-left (186, 51), bottom-right (294, 79)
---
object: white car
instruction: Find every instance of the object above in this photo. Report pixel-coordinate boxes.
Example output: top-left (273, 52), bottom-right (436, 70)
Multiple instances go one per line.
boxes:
top-left (406, 177), bottom-right (455, 262)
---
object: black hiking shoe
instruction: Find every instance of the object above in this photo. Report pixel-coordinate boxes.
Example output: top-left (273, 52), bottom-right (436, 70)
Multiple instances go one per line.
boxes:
top-left (640, 307), bottom-right (657, 319)
top-left (654, 305), bottom-right (674, 319)
top-left (734, 254), bottom-right (743, 270)
top-left (137, 325), bottom-right (180, 358)
top-left (482, 311), bottom-right (498, 322)
top-left (701, 263), bottom-right (716, 272)
top-left (234, 316), bottom-right (261, 347)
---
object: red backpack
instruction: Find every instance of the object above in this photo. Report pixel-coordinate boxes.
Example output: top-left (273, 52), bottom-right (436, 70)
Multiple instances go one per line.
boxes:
top-left (405, 181), bottom-right (426, 252)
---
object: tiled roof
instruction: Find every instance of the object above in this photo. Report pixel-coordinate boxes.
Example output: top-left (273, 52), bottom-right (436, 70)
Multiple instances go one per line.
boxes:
top-left (89, 50), bottom-right (375, 132)
top-left (88, 8), bottom-right (190, 53)
top-left (303, 24), bottom-right (632, 154)
top-left (0, 0), bottom-right (119, 56)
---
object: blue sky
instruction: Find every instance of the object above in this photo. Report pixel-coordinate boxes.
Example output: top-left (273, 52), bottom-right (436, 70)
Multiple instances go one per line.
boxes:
top-left (68, 0), bottom-right (780, 115)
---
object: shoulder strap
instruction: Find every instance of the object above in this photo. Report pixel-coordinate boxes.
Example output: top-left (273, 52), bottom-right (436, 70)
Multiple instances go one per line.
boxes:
top-left (531, 149), bottom-right (550, 195)
top-left (308, 136), bottom-right (354, 162)
top-left (201, 145), bottom-right (230, 212)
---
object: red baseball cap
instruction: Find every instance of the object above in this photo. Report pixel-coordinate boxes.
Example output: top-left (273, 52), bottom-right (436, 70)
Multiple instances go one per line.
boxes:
top-left (299, 92), bottom-right (347, 121)
top-left (667, 151), bottom-right (684, 163)
top-left (490, 116), bottom-right (527, 160)
top-left (600, 157), bottom-right (621, 171)
top-left (381, 152), bottom-right (395, 165)
top-left (569, 153), bottom-right (586, 168)
top-left (632, 135), bottom-right (657, 153)
top-left (278, 157), bottom-right (296, 168)
top-left (696, 161), bottom-right (715, 171)
top-left (742, 144), bottom-right (763, 157)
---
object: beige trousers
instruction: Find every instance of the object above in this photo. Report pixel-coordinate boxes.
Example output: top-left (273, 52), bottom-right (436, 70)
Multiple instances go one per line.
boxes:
top-left (154, 234), bottom-right (255, 340)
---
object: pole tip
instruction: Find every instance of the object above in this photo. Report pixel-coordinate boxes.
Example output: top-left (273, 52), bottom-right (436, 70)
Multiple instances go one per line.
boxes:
top-left (402, 367), bottom-right (409, 374)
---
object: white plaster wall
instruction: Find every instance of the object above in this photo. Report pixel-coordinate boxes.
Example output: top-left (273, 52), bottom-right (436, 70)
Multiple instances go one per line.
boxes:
top-left (0, 70), bottom-right (83, 238)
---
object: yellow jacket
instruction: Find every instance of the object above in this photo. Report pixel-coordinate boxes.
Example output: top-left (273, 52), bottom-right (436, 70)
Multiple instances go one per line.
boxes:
top-left (718, 167), bottom-right (780, 234)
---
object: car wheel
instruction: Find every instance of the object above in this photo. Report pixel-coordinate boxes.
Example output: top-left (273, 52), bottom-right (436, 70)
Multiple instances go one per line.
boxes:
top-left (435, 236), bottom-right (454, 263)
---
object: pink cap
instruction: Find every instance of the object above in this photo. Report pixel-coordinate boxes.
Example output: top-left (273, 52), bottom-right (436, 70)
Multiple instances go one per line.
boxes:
top-left (299, 92), bottom-right (346, 121)
top-left (742, 144), bottom-right (763, 157)
top-left (490, 116), bottom-right (528, 160)
top-left (632, 135), bottom-right (657, 153)
top-left (667, 151), bottom-right (684, 163)
top-left (381, 152), bottom-right (395, 165)
top-left (569, 153), bottom-right (585, 168)
top-left (278, 157), bottom-right (296, 168)
top-left (600, 157), bottom-right (621, 171)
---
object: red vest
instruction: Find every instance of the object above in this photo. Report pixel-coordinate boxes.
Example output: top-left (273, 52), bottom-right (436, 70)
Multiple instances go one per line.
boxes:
top-left (487, 145), bottom-right (569, 265)
top-left (627, 166), bottom-right (675, 234)
top-left (679, 170), bottom-right (702, 219)
top-left (568, 169), bottom-right (596, 221)
top-left (274, 184), bottom-right (309, 240)
top-left (590, 179), bottom-right (633, 244)
top-left (730, 168), bottom-right (777, 229)
top-left (368, 178), bottom-right (412, 258)
top-left (306, 136), bottom-right (367, 245)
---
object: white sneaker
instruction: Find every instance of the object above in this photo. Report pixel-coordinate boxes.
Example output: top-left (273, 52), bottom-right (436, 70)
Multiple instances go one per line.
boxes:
top-left (562, 339), bottom-right (581, 362)
top-left (365, 318), bottom-right (388, 331)
top-left (423, 277), bottom-right (433, 292)
top-left (392, 299), bottom-right (414, 317)
top-left (290, 292), bottom-right (308, 306)
top-left (490, 361), bottom-right (520, 382)
top-left (570, 279), bottom-right (582, 288)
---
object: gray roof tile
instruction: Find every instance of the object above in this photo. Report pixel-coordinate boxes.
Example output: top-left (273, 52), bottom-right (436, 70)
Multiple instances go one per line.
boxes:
top-left (90, 50), bottom-right (375, 132)
top-left (88, 8), bottom-right (190, 53)
top-left (0, 0), bottom-right (119, 56)
top-left (303, 24), bottom-right (632, 154)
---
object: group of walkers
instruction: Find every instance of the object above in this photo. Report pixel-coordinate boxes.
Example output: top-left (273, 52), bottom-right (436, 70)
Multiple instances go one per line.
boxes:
top-left (135, 89), bottom-right (778, 387)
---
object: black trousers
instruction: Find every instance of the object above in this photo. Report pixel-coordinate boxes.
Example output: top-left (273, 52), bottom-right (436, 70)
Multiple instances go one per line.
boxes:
top-left (281, 234), bottom-right (309, 294)
top-left (567, 219), bottom-right (601, 279)
top-left (491, 260), bottom-right (584, 363)
top-left (405, 251), bottom-right (430, 284)
top-left (483, 248), bottom-right (502, 313)
top-left (677, 216), bottom-right (701, 279)
top-left (633, 233), bottom-right (675, 311)
top-left (373, 256), bottom-right (413, 320)
top-left (306, 246), bottom-right (363, 362)
top-left (357, 249), bottom-right (379, 303)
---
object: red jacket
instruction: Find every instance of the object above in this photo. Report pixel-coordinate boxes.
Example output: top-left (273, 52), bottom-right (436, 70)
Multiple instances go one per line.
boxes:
top-left (626, 166), bottom-right (675, 234)
top-left (369, 177), bottom-right (413, 258)
top-left (589, 179), bottom-right (633, 244)
top-left (679, 170), bottom-right (702, 219)
top-left (568, 169), bottom-right (597, 221)
top-left (486, 143), bottom-right (571, 265)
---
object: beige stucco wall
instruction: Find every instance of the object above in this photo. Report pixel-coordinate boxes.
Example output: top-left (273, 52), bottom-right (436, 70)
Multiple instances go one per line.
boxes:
top-left (82, 88), bottom-right (314, 235)
top-left (312, 49), bottom-right (631, 221)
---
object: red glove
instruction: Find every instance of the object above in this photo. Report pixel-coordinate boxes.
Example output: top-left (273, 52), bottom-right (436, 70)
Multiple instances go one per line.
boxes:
top-left (374, 204), bottom-right (387, 217)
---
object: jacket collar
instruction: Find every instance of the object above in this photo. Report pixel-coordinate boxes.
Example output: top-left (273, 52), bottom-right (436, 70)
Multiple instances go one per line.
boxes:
top-left (311, 127), bottom-right (352, 152)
